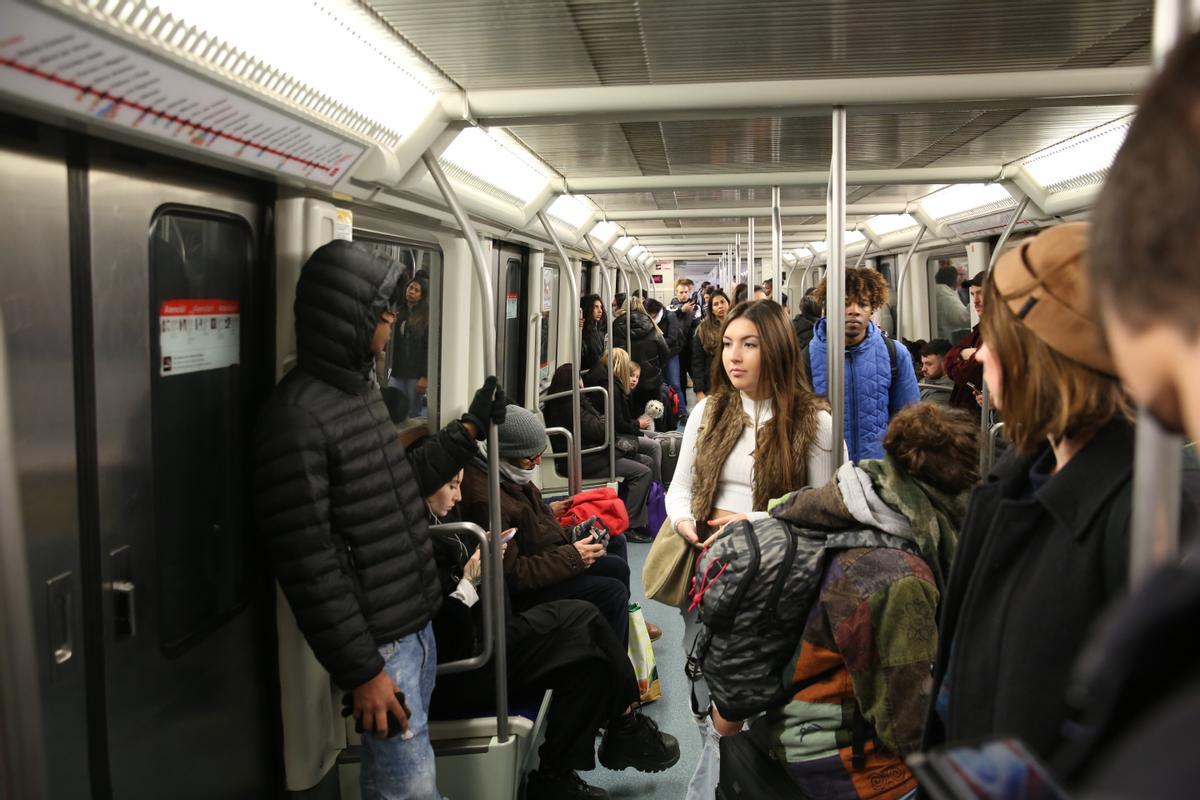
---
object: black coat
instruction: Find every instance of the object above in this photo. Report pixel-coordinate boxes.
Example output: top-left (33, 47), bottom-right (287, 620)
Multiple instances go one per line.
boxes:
top-left (924, 420), bottom-right (1137, 761)
top-left (613, 311), bottom-right (669, 392)
top-left (793, 312), bottom-right (818, 353)
top-left (580, 321), bottom-right (605, 374)
top-left (690, 332), bottom-right (718, 394)
top-left (253, 240), bottom-right (477, 690)
top-left (544, 389), bottom-right (609, 477)
top-left (390, 317), bottom-right (429, 379)
top-left (585, 366), bottom-right (638, 437)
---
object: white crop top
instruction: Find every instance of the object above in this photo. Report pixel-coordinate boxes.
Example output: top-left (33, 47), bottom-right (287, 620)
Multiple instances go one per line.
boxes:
top-left (664, 393), bottom-right (843, 524)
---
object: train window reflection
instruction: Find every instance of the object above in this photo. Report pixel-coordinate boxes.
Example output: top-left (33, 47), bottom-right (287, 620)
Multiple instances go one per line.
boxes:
top-left (539, 264), bottom-right (559, 391)
top-left (149, 209), bottom-right (254, 657)
top-left (927, 253), bottom-right (971, 343)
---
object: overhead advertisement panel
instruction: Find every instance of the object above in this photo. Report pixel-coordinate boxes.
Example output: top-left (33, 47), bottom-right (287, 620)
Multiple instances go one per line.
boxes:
top-left (0, 3), bottom-right (364, 187)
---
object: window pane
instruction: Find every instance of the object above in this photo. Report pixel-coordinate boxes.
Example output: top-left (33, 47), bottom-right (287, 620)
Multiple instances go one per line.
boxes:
top-left (927, 254), bottom-right (971, 343)
top-left (150, 210), bottom-right (254, 656)
top-left (539, 265), bottom-right (559, 391)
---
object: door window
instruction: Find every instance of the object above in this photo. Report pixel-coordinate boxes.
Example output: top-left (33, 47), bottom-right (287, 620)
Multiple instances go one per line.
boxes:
top-left (539, 265), bottom-right (559, 391)
top-left (926, 253), bottom-right (971, 344)
top-left (149, 209), bottom-right (254, 656)
top-left (502, 257), bottom-right (528, 398)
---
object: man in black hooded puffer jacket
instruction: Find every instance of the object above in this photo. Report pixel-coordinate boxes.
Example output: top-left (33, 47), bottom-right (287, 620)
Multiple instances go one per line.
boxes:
top-left (253, 240), bottom-right (505, 800)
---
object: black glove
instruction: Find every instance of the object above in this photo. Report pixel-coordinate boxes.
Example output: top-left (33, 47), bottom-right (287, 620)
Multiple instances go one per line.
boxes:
top-left (340, 691), bottom-right (411, 739)
top-left (462, 375), bottom-right (507, 440)
top-left (571, 515), bottom-right (610, 549)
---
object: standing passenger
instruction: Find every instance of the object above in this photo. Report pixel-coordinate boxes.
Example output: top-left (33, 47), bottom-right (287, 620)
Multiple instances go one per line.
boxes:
top-left (807, 268), bottom-right (920, 462)
top-left (579, 293), bottom-right (606, 374)
top-left (924, 224), bottom-right (1136, 764)
top-left (253, 241), bottom-right (506, 800)
top-left (664, 299), bottom-right (845, 800)
top-left (933, 265), bottom-right (971, 342)
top-left (612, 297), bottom-right (670, 418)
top-left (943, 274), bottom-right (985, 411)
top-left (668, 279), bottom-right (698, 418)
top-left (689, 288), bottom-right (730, 401)
top-left (389, 276), bottom-right (430, 417)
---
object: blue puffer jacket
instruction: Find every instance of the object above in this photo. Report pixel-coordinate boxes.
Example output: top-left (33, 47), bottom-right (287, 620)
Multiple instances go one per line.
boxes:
top-left (808, 319), bottom-right (920, 462)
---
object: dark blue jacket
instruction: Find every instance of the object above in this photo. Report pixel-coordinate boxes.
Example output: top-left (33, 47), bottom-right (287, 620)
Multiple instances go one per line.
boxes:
top-left (808, 319), bottom-right (920, 462)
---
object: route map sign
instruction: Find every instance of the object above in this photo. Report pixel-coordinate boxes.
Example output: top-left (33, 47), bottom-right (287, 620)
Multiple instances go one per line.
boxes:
top-left (0, 3), bottom-right (365, 187)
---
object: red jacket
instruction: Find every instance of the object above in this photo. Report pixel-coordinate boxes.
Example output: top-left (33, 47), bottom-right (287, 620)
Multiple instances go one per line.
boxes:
top-left (943, 326), bottom-right (983, 412)
top-left (558, 487), bottom-right (629, 535)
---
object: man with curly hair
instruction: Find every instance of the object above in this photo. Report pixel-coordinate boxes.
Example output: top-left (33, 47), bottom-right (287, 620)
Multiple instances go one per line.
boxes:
top-left (807, 267), bottom-right (920, 462)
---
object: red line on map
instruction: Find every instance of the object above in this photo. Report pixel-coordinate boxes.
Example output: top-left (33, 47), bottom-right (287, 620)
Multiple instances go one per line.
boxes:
top-left (0, 54), bottom-right (336, 173)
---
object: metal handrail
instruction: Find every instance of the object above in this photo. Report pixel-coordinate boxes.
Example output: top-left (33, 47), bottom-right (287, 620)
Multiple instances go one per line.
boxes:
top-left (539, 386), bottom-right (612, 459)
top-left (430, 522), bottom-right (495, 676)
top-left (536, 212), bottom-right (583, 496)
top-left (983, 421), bottom-right (1006, 477)
top-left (421, 152), bottom-right (509, 741)
top-left (893, 224), bottom-right (928, 345)
top-left (916, 382), bottom-right (952, 393)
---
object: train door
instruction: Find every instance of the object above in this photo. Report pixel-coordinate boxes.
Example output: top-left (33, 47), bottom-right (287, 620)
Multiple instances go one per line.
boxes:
top-left (493, 241), bottom-right (528, 399)
top-left (87, 144), bottom-right (274, 798)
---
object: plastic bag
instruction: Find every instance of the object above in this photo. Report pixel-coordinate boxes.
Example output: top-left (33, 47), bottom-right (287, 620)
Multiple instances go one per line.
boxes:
top-left (628, 604), bottom-right (662, 704)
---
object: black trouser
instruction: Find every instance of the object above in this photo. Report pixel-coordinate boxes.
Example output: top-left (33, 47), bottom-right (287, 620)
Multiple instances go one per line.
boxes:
top-left (432, 599), bottom-right (640, 772)
top-left (517, 554), bottom-right (631, 645)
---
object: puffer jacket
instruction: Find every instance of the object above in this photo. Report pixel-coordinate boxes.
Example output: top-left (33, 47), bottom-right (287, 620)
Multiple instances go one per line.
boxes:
top-left (613, 311), bottom-right (669, 391)
top-left (808, 319), bottom-right (919, 462)
top-left (253, 240), bottom-right (477, 690)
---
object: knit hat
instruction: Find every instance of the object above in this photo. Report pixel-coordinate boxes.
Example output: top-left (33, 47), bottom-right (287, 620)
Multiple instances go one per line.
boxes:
top-left (990, 222), bottom-right (1115, 376)
top-left (496, 404), bottom-right (549, 459)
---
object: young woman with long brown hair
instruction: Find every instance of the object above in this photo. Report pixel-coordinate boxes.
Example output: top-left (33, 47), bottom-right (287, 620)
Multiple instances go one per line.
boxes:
top-left (664, 299), bottom-right (845, 799)
top-left (689, 288), bottom-right (730, 400)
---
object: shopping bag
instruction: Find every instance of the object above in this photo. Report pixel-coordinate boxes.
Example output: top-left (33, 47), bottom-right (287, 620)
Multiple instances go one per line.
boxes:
top-left (628, 604), bottom-right (662, 704)
top-left (643, 517), bottom-right (699, 608)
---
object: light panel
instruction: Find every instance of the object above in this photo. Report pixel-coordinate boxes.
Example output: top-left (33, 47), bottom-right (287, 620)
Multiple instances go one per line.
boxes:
top-left (613, 236), bottom-right (636, 255)
top-left (865, 214), bottom-right (920, 236)
top-left (919, 183), bottom-right (1013, 221)
top-left (548, 194), bottom-right (595, 228)
top-left (440, 128), bottom-right (553, 205)
top-left (150, 0), bottom-right (443, 140)
top-left (1021, 118), bottom-right (1130, 189)
top-left (628, 245), bottom-right (648, 259)
top-left (589, 220), bottom-right (619, 242)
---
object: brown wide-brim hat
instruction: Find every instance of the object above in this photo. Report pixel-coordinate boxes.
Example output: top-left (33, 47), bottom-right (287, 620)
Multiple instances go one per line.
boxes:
top-left (990, 222), bottom-right (1116, 376)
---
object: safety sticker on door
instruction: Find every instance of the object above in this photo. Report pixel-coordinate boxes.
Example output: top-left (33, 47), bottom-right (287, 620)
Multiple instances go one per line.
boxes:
top-left (158, 299), bottom-right (240, 376)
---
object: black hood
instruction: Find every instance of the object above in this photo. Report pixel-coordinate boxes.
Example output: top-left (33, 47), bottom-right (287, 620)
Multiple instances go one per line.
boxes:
top-left (294, 240), bottom-right (403, 393)
top-left (615, 310), bottom-right (656, 340)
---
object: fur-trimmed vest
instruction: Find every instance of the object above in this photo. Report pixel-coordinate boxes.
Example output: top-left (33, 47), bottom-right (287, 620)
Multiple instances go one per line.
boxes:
top-left (689, 388), bottom-right (819, 538)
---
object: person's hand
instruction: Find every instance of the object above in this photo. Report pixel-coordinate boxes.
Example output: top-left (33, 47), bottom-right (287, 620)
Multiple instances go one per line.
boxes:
top-left (462, 376), bottom-right (507, 440)
top-left (704, 513), bottom-right (748, 547)
top-left (683, 301), bottom-right (695, 313)
top-left (573, 540), bottom-right (605, 567)
top-left (695, 391), bottom-right (706, 401)
top-left (463, 548), bottom-right (483, 584)
top-left (638, 417), bottom-right (651, 430)
top-left (960, 347), bottom-right (977, 362)
top-left (353, 670), bottom-right (408, 737)
top-left (974, 389), bottom-right (984, 408)
top-left (549, 498), bottom-right (572, 518)
top-left (416, 376), bottom-right (428, 394)
top-left (710, 704), bottom-right (743, 737)
top-left (675, 519), bottom-right (700, 547)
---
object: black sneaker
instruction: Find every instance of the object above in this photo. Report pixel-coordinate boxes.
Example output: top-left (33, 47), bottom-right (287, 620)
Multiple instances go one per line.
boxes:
top-left (625, 527), bottom-right (654, 544)
top-left (526, 768), bottom-right (609, 799)
top-left (597, 713), bottom-right (681, 773)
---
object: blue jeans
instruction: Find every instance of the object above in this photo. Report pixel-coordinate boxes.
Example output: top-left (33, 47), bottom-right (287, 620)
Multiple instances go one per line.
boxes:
top-left (664, 356), bottom-right (687, 416)
top-left (360, 624), bottom-right (439, 800)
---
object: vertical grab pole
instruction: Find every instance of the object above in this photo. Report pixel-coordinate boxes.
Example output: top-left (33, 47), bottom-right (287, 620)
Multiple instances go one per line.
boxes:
top-left (978, 196), bottom-right (1030, 476)
top-left (421, 152), bottom-right (509, 741)
top-left (734, 233), bottom-right (741, 286)
top-left (587, 239), bottom-right (618, 483)
top-left (893, 224), bottom-right (928, 345)
top-left (827, 109), bottom-right (848, 476)
top-left (772, 186), bottom-right (783, 299)
top-left (747, 218), bottom-right (756, 289)
top-left (537, 212), bottom-right (583, 496)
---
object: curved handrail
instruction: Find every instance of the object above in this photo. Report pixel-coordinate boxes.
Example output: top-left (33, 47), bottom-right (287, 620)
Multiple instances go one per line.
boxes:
top-left (539, 386), bottom-right (612, 460)
top-left (429, 522), bottom-right (495, 676)
top-left (893, 224), bottom-right (927, 345)
top-left (421, 152), bottom-right (509, 741)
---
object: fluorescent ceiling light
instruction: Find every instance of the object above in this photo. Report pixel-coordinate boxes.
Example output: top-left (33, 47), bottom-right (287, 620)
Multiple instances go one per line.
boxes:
top-left (440, 128), bottom-right (553, 205)
top-left (919, 183), bottom-right (1013, 220)
top-left (628, 245), bottom-right (648, 259)
top-left (808, 241), bottom-right (828, 254)
top-left (151, 0), bottom-right (445, 138)
top-left (589, 220), bottom-right (619, 242)
top-left (866, 214), bottom-right (920, 236)
top-left (1021, 118), bottom-right (1131, 188)
top-left (613, 237), bottom-right (636, 255)
top-left (806, 232), bottom-right (862, 252)
top-left (548, 194), bottom-right (595, 228)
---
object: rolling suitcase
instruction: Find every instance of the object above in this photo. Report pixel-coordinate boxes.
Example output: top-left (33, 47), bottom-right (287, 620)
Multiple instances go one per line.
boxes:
top-left (654, 431), bottom-right (685, 486)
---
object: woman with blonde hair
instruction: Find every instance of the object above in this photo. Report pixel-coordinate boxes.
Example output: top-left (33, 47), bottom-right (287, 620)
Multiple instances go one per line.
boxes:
top-left (584, 348), bottom-right (663, 484)
top-left (664, 299), bottom-right (845, 799)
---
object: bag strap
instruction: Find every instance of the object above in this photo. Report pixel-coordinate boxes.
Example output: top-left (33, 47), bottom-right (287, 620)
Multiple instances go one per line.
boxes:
top-left (884, 333), bottom-right (899, 389)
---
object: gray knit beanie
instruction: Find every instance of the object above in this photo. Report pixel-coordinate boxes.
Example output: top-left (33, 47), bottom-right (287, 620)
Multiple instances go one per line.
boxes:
top-left (497, 404), bottom-right (549, 459)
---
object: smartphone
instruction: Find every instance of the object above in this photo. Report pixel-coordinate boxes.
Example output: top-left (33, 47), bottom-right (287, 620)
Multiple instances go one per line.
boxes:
top-left (908, 738), bottom-right (1068, 800)
top-left (966, 382), bottom-right (980, 393)
top-left (499, 527), bottom-right (517, 544)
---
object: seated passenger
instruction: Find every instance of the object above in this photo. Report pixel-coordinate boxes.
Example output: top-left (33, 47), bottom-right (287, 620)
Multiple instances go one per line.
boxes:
top-left (584, 349), bottom-right (663, 486)
top-left (459, 404), bottom-right (633, 645)
top-left (807, 268), bottom-right (921, 462)
top-left (919, 339), bottom-right (954, 405)
top-left (421, 466), bottom-right (681, 800)
top-left (712, 403), bottom-right (977, 799)
top-left (923, 224), bottom-right (1139, 765)
top-left (544, 363), bottom-right (653, 534)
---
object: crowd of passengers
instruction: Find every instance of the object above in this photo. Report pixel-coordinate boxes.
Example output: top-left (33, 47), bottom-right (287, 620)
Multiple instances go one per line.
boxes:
top-left (252, 33), bottom-right (1200, 800)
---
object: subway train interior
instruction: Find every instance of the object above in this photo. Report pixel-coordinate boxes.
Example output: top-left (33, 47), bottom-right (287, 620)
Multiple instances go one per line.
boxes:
top-left (1, 0), bottom-right (1196, 798)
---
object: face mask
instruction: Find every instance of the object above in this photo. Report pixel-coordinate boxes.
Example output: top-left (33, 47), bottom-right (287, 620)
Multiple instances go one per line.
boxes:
top-left (499, 460), bottom-right (537, 484)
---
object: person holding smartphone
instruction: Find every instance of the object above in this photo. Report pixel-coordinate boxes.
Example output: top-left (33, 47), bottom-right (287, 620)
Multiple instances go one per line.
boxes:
top-left (418, 455), bottom-right (681, 799)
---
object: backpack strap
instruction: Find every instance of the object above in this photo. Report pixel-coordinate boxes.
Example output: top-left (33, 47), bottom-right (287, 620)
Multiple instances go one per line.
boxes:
top-left (883, 333), bottom-right (898, 389)
top-left (802, 344), bottom-right (813, 389)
